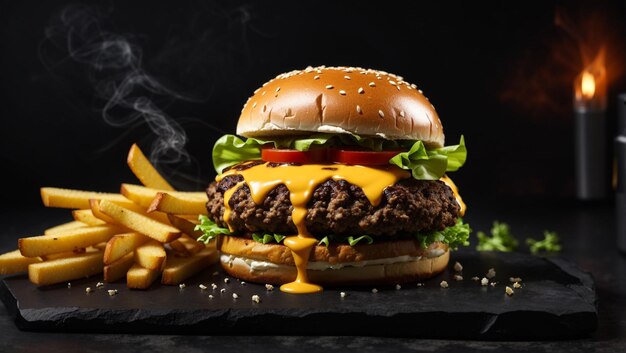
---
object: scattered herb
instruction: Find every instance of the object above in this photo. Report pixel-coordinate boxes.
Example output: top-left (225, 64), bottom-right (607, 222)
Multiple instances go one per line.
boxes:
top-left (526, 231), bottom-right (562, 254)
top-left (476, 221), bottom-right (518, 252)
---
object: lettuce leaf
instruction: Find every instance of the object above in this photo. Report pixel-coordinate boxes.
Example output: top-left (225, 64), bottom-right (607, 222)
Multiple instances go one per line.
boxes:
top-left (346, 235), bottom-right (374, 246)
top-left (476, 221), bottom-right (518, 252)
top-left (416, 218), bottom-right (471, 250)
top-left (195, 215), bottom-right (231, 244)
top-left (526, 231), bottom-right (561, 254)
top-left (388, 136), bottom-right (466, 180)
top-left (212, 134), bottom-right (467, 180)
top-left (252, 233), bottom-right (286, 244)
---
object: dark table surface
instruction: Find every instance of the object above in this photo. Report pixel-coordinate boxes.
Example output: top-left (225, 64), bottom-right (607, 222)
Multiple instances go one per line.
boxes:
top-left (0, 197), bottom-right (624, 353)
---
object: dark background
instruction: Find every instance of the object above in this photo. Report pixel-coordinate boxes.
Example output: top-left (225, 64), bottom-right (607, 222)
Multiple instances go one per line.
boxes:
top-left (2, 0), bottom-right (625, 209)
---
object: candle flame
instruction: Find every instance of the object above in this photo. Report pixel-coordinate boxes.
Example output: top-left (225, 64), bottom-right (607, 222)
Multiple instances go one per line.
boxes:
top-left (580, 71), bottom-right (596, 99)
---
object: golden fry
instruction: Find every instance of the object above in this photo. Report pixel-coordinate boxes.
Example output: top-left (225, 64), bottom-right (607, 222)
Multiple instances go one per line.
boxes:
top-left (169, 234), bottom-right (205, 257)
top-left (103, 232), bottom-right (148, 265)
top-left (97, 200), bottom-right (181, 243)
top-left (148, 192), bottom-right (208, 215)
top-left (127, 144), bottom-right (174, 191)
top-left (121, 183), bottom-right (206, 209)
top-left (19, 225), bottom-right (121, 257)
top-left (103, 252), bottom-right (134, 282)
top-left (72, 209), bottom-right (107, 226)
top-left (0, 250), bottom-right (42, 275)
top-left (126, 263), bottom-right (160, 289)
top-left (161, 247), bottom-right (218, 285)
top-left (28, 250), bottom-right (103, 286)
top-left (44, 221), bottom-right (87, 235)
top-left (40, 187), bottom-right (134, 209)
top-left (135, 239), bottom-right (166, 270)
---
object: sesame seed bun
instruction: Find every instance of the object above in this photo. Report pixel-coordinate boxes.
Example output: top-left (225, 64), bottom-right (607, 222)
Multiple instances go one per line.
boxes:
top-left (217, 235), bottom-right (450, 286)
top-left (237, 66), bottom-right (445, 147)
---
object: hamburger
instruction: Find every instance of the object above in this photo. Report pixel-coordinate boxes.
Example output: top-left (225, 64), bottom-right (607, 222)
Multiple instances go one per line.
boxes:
top-left (196, 66), bottom-right (469, 293)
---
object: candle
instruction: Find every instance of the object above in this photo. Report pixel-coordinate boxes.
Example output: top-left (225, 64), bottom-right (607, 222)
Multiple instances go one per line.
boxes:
top-left (573, 51), bottom-right (608, 200)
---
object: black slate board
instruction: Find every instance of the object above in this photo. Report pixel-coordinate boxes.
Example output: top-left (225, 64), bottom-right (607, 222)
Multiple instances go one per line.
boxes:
top-left (0, 251), bottom-right (597, 339)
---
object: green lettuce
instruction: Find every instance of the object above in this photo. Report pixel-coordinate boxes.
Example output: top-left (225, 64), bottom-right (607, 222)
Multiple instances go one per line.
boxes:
top-left (388, 136), bottom-right (466, 180)
top-left (194, 215), bottom-right (231, 244)
top-left (318, 236), bottom-right (330, 246)
top-left (252, 233), bottom-right (286, 244)
top-left (212, 133), bottom-right (467, 180)
top-left (345, 235), bottom-right (374, 246)
top-left (417, 218), bottom-right (471, 250)
top-left (526, 231), bottom-right (562, 254)
top-left (476, 221), bottom-right (518, 252)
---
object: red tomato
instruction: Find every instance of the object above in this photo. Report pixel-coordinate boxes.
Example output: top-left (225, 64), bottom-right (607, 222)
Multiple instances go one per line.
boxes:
top-left (330, 149), bottom-right (402, 165)
top-left (261, 148), bottom-right (328, 164)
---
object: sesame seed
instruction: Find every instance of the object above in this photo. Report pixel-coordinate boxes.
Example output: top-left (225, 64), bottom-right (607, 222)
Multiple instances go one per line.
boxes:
top-left (481, 277), bottom-right (489, 286)
top-left (252, 102), bottom-right (257, 108)
top-left (513, 282), bottom-right (522, 289)
top-left (418, 89), bottom-right (423, 94)
top-left (179, 283), bottom-right (186, 289)
top-left (369, 82), bottom-right (376, 87)
top-left (396, 85), bottom-right (401, 91)
top-left (440, 281), bottom-right (449, 288)
top-left (344, 75), bottom-right (351, 80)
top-left (232, 293), bottom-right (239, 299)
top-left (208, 295), bottom-right (214, 299)
top-left (339, 90), bottom-right (346, 95)
top-left (220, 288), bottom-right (226, 293)
top-left (378, 110), bottom-right (385, 118)
top-left (107, 289), bottom-right (118, 296)
top-left (325, 85), bottom-right (334, 89)
top-left (224, 278), bottom-right (230, 284)
top-left (389, 81), bottom-right (397, 86)
top-left (509, 277), bottom-right (522, 283)
top-left (96, 282), bottom-right (104, 288)
top-left (340, 292), bottom-right (347, 298)
top-left (399, 110), bottom-right (405, 118)
top-left (275, 87), bottom-right (281, 92)
top-left (265, 284), bottom-right (274, 291)
top-left (252, 295), bottom-right (260, 303)
top-left (486, 268), bottom-right (496, 279)
top-left (314, 75), bottom-right (320, 80)
top-left (454, 275), bottom-right (463, 281)
top-left (411, 84), bottom-right (417, 89)
top-left (261, 91), bottom-right (266, 96)
top-left (211, 283), bottom-right (218, 290)
top-left (395, 284), bottom-right (401, 290)
top-left (453, 262), bottom-right (463, 272)
top-left (371, 288), bottom-right (378, 293)
top-left (85, 287), bottom-right (93, 293)
top-left (505, 286), bottom-right (514, 296)
top-left (377, 76), bottom-right (382, 80)
top-left (356, 105), bottom-right (362, 114)
top-left (199, 284), bottom-right (208, 290)
top-left (358, 87), bottom-right (365, 94)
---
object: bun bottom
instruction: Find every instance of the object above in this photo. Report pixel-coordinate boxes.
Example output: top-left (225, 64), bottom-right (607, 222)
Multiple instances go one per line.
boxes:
top-left (219, 250), bottom-right (449, 286)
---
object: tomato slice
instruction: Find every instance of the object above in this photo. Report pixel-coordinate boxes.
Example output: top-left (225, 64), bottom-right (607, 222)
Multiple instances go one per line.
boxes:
top-left (330, 149), bottom-right (401, 166)
top-left (261, 148), bottom-right (328, 164)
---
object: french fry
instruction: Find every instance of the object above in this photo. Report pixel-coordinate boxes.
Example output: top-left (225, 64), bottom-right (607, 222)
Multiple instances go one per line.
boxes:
top-left (103, 232), bottom-right (148, 265)
top-left (97, 200), bottom-right (181, 243)
top-left (121, 183), bottom-right (206, 209)
top-left (28, 250), bottom-right (103, 286)
top-left (0, 250), bottom-right (42, 275)
top-left (161, 247), bottom-right (218, 285)
top-left (170, 234), bottom-right (205, 257)
top-left (127, 144), bottom-right (174, 191)
top-left (135, 240), bottom-right (166, 270)
top-left (167, 214), bottom-right (203, 238)
top-left (93, 242), bottom-right (108, 251)
top-left (148, 192), bottom-right (208, 215)
top-left (41, 247), bottom-right (87, 261)
top-left (44, 221), bottom-right (87, 235)
top-left (103, 252), bottom-right (134, 282)
top-left (126, 263), bottom-right (160, 289)
top-left (72, 209), bottom-right (107, 226)
top-left (19, 225), bottom-right (122, 257)
top-left (40, 187), bottom-right (134, 209)
top-left (90, 198), bottom-right (171, 226)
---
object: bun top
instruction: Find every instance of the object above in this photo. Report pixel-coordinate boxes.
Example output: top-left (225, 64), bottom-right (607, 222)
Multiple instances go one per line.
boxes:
top-left (237, 66), bottom-right (444, 147)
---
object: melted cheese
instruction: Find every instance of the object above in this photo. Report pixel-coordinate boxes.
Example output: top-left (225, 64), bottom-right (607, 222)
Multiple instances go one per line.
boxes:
top-left (218, 162), bottom-right (410, 293)
top-left (439, 175), bottom-right (466, 216)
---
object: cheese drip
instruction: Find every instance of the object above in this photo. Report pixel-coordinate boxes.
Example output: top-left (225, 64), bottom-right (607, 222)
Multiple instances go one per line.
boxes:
top-left (217, 162), bottom-right (410, 294)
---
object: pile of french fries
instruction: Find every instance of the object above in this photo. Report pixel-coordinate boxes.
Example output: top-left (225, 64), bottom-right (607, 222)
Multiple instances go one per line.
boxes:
top-left (0, 144), bottom-right (217, 289)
